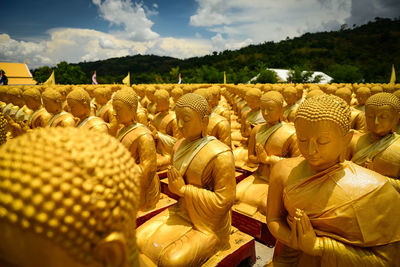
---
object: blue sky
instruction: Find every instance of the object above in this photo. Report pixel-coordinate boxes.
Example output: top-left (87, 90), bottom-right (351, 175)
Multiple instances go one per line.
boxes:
top-left (1, 0), bottom-right (399, 68)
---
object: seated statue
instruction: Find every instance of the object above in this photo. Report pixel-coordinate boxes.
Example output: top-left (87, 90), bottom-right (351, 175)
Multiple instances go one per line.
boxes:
top-left (267, 94), bottom-right (400, 266)
top-left (335, 87), bottom-right (366, 132)
top-left (235, 91), bottom-right (299, 216)
top-left (113, 89), bottom-right (160, 211)
top-left (170, 87), bottom-right (183, 110)
top-left (23, 88), bottom-right (52, 129)
top-left (94, 86), bottom-right (114, 123)
top-left (195, 89), bottom-right (232, 147)
top-left (0, 127), bottom-right (141, 267)
top-left (354, 86), bottom-right (371, 112)
top-left (145, 86), bottom-right (157, 117)
top-left (66, 87), bottom-right (108, 134)
top-left (42, 89), bottom-right (76, 127)
top-left (151, 89), bottom-right (181, 171)
top-left (282, 86), bottom-right (299, 123)
top-left (349, 93), bottom-right (400, 178)
top-left (136, 93), bottom-right (236, 266)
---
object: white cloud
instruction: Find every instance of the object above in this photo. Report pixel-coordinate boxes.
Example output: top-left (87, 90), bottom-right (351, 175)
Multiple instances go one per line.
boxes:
top-left (92, 0), bottom-right (159, 41)
top-left (211, 33), bottom-right (252, 52)
top-left (190, 0), bottom-right (352, 42)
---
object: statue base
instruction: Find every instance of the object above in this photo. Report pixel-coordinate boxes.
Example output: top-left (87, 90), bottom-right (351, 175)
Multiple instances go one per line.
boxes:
top-left (136, 193), bottom-right (177, 227)
top-left (231, 208), bottom-right (276, 247)
top-left (138, 227), bottom-right (256, 267)
top-left (203, 228), bottom-right (256, 267)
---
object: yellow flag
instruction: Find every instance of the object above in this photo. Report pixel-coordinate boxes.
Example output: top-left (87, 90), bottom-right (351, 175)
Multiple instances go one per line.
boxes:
top-left (390, 64), bottom-right (396, 84)
top-left (43, 71), bottom-right (55, 86)
top-left (122, 72), bottom-right (130, 86)
top-left (224, 71), bottom-right (226, 84)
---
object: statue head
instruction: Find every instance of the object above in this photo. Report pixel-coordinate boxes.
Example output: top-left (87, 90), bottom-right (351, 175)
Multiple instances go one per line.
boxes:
top-left (334, 87), bottom-right (352, 105)
top-left (305, 89), bottom-right (324, 99)
top-left (0, 127), bottom-right (141, 267)
top-left (355, 87), bottom-right (371, 106)
top-left (245, 88), bottom-right (262, 110)
top-left (295, 85), bottom-right (304, 101)
top-left (194, 89), bottom-right (212, 112)
top-left (0, 113), bottom-right (6, 146)
top-left (112, 89), bottom-right (138, 125)
top-left (42, 89), bottom-right (63, 114)
top-left (260, 91), bottom-right (284, 125)
top-left (365, 92), bottom-right (400, 138)
top-left (8, 87), bottom-right (24, 107)
top-left (22, 88), bottom-right (42, 110)
top-left (66, 88), bottom-right (91, 120)
top-left (171, 87), bottom-right (183, 102)
top-left (175, 93), bottom-right (209, 141)
top-left (370, 85), bottom-right (383, 95)
top-left (283, 86), bottom-right (297, 106)
top-left (325, 85), bottom-right (337, 95)
top-left (94, 87), bottom-right (112, 106)
top-left (295, 95), bottom-right (352, 172)
top-left (145, 86), bottom-right (156, 101)
top-left (154, 89), bottom-right (170, 113)
top-left (0, 87), bottom-right (8, 103)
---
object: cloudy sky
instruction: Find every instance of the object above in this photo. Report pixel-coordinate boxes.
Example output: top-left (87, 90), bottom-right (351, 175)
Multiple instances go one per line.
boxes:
top-left (0, 0), bottom-right (399, 69)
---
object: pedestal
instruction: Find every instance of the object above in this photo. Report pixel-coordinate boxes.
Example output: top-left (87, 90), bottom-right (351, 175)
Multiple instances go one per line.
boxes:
top-left (136, 193), bottom-right (177, 227)
top-left (231, 209), bottom-right (276, 247)
top-left (202, 228), bottom-right (256, 267)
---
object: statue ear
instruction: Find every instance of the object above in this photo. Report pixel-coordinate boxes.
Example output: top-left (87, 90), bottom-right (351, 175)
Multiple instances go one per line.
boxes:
top-left (93, 232), bottom-right (127, 267)
top-left (344, 130), bottom-right (354, 147)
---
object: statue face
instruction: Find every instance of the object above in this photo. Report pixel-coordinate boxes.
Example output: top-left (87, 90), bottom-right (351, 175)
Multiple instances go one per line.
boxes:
top-left (67, 99), bottom-right (89, 118)
top-left (246, 95), bottom-right (260, 110)
top-left (261, 99), bottom-right (282, 124)
top-left (335, 92), bottom-right (351, 105)
top-left (43, 98), bottom-right (61, 114)
top-left (94, 94), bottom-right (107, 105)
top-left (283, 91), bottom-right (297, 106)
top-left (176, 106), bottom-right (204, 141)
top-left (295, 119), bottom-right (350, 172)
top-left (23, 95), bottom-right (40, 110)
top-left (155, 97), bottom-right (169, 112)
top-left (112, 100), bottom-right (136, 124)
top-left (365, 104), bottom-right (399, 137)
top-left (356, 93), bottom-right (370, 105)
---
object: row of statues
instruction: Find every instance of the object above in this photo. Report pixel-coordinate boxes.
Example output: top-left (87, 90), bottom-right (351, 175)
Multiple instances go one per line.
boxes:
top-left (0, 81), bottom-right (400, 266)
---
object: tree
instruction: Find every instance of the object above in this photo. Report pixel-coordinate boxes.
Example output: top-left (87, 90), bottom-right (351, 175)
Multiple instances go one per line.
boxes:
top-left (253, 69), bottom-right (278, 83)
top-left (54, 61), bottom-right (88, 84)
top-left (288, 66), bottom-right (314, 83)
top-left (328, 64), bottom-right (363, 83)
top-left (32, 66), bottom-right (53, 83)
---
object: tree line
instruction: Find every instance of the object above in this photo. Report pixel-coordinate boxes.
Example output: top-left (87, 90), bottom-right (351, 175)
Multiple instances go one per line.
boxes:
top-left (32, 17), bottom-right (400, 85)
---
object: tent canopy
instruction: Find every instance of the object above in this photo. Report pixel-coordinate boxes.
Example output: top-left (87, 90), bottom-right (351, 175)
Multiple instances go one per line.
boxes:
top-left (0, 62), bottom-right (37, 85)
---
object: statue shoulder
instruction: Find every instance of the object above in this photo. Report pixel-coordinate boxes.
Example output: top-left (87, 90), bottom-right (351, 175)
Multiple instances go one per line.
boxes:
top-left (271, 157), bottom-right (305, 186)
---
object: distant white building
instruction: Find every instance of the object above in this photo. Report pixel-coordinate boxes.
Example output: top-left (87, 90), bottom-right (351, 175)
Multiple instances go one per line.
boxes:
top-left (249, 68), bottom-right (333, 84)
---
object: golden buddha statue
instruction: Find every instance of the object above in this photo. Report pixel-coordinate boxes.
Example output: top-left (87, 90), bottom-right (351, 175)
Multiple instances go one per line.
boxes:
top-left (235, 91), bottom-right (299, 216)
top-left (354, 86), bottom-right (370, 113)
top-left (93, 87), bottom-right (113, 122)
top-left (136, 93), bottom-right (236, 266)
top-left (283, 86), bottom-right (299, 123)
top-left (335, 87), bottom-right (366, 132)
top-left (0, 127), bottom-right (141, 267)
top-left (195, 89), bottom-right (232, 147)
top-left (349, 93), bottom-right (400, 178)
top-left (23, 88), bottom-right (52, 129)
top-left (170, 86), bottom-right (183, 109)
top-left (145, 86), bottom-right (157, 116)
top-left (112, 89), bottom-right (160, 211)
top-left (0, 113), bottom-right (6, 145)
top-left (42, 89), bottom-right (76, 127)
top-left (267, 94), bottom-right (400, 266)
top-left (66, 88), bottom-right (108, 134)
top-left (1, 88), bottom-right (18, 118)
top-left (240, 88), bottom-right (265, 138)
top-left (210, 87), bottom-right (231, 123)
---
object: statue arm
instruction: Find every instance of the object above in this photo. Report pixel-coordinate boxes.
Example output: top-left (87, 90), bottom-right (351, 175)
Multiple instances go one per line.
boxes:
top-left (320, 237), bottom-right (399, 265)
top-left (267, 160), bottom-right (294, 248)
top-left (247, 125), bottom-right (259, 164)
top-left (137, 133), bottom-right (157, 189)
top-left (184, 151), bottom-right (236, 213)
top-left (387, 177), bottom-right (400, 193)
top-left (216, 121), bottom-right (232, 148)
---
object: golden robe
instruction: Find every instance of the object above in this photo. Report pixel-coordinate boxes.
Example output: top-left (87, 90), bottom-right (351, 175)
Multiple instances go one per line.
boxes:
top-left (117, 123), bottom-right (160, 211)
top-left (351, 133), bottom-right (400, 178)
top-left (274, 161), bottom-right (400, 266)
top-left (136, 136), bottom-right (235, 267)
top-left (28, 107), bottom-right (51, 128)
top-left (46, 111), bottom-right (76, 127)
top-left (207, 113), bottom-right (232, 147)
top-left (77, 116), bottom-right (109, 134)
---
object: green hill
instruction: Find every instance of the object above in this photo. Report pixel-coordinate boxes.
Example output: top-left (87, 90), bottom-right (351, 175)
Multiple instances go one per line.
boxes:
top-left (33, 17), bottom-right (400, 84)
